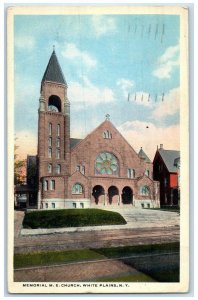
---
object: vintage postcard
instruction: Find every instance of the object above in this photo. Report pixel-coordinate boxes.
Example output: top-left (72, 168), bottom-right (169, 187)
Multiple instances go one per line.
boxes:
top-left (7, 5), bottom-right (189, 294)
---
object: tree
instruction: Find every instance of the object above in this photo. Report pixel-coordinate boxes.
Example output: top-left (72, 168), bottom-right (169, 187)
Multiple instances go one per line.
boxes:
top-left (14, 143), bottom-right (26, 185)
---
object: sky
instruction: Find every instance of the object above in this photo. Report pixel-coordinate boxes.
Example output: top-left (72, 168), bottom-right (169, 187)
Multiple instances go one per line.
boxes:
top-left (14, 13), bottom-right (180, 160)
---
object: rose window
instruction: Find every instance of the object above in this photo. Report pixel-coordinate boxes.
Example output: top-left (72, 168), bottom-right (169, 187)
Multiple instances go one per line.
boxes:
top-left (95, 152), bottom-right (118, 175)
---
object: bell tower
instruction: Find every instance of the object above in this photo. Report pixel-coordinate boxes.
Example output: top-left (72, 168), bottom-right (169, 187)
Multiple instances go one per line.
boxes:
top-left (37, 48), bottom-right (70, 209)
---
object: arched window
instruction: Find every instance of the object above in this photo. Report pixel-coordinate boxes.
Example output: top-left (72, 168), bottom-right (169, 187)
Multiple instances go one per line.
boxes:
top-left (145, 169), bottom-right (149, 177)
top-left (56, 138), bottom-right (60, 147)
top-left (48, 137), bottom-right (52, 147)
top-left (57, 124), bottom-right (60, 136)
top-left (72, 183), bottom-right (83, 194)
top-left (50, 180), bottom-right (55, 190)
top-left (48, 123), bottom-right (52, 136)
top-left (48, 148), bottom-right (52, 158)
top-left (48, 163), bottom-right (52, 173)
top-left (48, 95), bottom-right (61, 112)
top-left (95, 152), bottom-right (118, 175)
top-left (56, 149), bottom-right (60, 159)
top-left (56, 164), bottom-right (61, 174)
top-left (44, 180), bottom-right (48, 191)
top-left (140, 186), bottom-right (150, 196)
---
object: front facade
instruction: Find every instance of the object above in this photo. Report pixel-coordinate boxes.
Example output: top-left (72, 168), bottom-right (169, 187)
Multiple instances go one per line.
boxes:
top-left (153, 145), bottom-right (180, 207)
top-left (37, 50), bottom-right (160, 209)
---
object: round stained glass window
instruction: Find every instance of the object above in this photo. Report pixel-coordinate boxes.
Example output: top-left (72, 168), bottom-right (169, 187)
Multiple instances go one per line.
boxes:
top-left (95, 152), bottom-right (118, 175)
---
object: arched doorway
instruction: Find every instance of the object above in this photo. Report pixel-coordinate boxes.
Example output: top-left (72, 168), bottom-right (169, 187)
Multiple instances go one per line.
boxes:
top-left (108, 186), bottom-right (119, 205)
top-left (122, 186), bottom-right (133, 204)
top-left (92, 185), bottom-right (105, 205)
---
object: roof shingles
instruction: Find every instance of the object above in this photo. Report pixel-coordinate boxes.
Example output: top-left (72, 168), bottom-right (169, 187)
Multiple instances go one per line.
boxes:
top-left (42, 50), bottom-right (66, 85)
top-left (158, 149), bottom-right (180, 173)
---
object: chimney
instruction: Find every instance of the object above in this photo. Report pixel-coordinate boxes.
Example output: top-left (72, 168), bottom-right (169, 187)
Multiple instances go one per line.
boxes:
top-left (160, 144), bottom-right (163, 149)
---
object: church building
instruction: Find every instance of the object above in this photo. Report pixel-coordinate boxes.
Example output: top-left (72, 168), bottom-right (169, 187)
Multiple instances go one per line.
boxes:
top-left (37, 49), bottom-right (160, 210)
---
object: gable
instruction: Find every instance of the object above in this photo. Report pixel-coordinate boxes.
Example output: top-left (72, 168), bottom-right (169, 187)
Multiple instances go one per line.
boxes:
top-left (71, 119), bottom-right (140, 160)
top-left (153, 149), bottom-right (180, 173)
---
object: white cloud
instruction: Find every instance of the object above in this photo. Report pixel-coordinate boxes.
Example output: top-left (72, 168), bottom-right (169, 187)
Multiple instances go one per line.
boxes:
top-left (68, 76), bottom-right (115, 110)
top-left (118, 120), bottom-right (180, 160)
top-left (117, 79), bottom-right (135, 97)
top-left (15, 36), bottom-right (35, 50)
top-left (91, 15), bottom-right (117, 37)
top-left (152, 87), bottom-right (180, 119)
top-left (15, 130), bottom-right (37, 159)
top-left (61, 43), bottom-right (97, 69)
top-left (153, 44), bottom-right (179, 79)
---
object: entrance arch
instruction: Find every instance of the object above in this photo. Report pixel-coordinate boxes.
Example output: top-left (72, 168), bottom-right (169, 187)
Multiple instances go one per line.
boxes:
top-left (108, 186), bottom-right (119, 205)
top-left (122, 186), bottom-right (133, 204)
top-left (92, 185), bottom-right (105, 205)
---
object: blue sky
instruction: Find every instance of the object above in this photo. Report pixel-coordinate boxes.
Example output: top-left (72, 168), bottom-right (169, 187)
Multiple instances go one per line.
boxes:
top-left (14, 14), bottom-right (180, 159)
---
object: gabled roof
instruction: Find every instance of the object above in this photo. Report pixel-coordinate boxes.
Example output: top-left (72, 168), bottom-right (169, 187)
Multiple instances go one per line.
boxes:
top-left (158, 149), bottom-right (180, 173)
top-left (70, 138), bottom-right (82, 150)
top-left (138, 147), bottom-right (151, 163)
top-left (41, 50), bottom-right (66, 85)
top-left (70, 119), bottom-right (140, 159)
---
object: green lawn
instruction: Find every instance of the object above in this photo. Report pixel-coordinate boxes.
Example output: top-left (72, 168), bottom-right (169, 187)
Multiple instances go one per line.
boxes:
top-left (14, 242), bottom-right (179, 268)
top-left (14, 242), bottom-right (179, 282)
top-left (14, 249), bottom-right (105, 269)
top-left (94, 242), bottom-right (180, 258)
top-left (22, 208), bottom-right (126, 229)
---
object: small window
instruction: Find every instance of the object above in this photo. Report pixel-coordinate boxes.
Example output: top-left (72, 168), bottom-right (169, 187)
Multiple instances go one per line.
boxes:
top-left (103, 130), bottom-right (112, 139)
top-left (48, 123), bottom-right (52, 136)
top-left (48, 148), bottom-right (52, 158)
top-left (76, 165), bottom-right (80, 172)
top-left (81, 166), bottom-right (85, 175)
top-left (145, 169), bottom-right (149, 177)
top-left (72, 183), bottom-right (83, 194)
top-left (52, 203), bottom-right (55, 209)
top-left (56, 164), bottom-right (61, 174)
top-left (48, 137), bottom-right (52, 147)
top-left (57, 124), bottom-right (60, 136)
top-left (56, 149), bottom-right (60, 159)
top-left (50, 180), bottom-right (55, 190)
top-left (73, 203), bottom-right (76, 208)
top-left (127, 168), bottom-right (135, 178)
top-left (147, 203), bottom-right (150, 208)
top-left (141, 203), bottom-right (144, 208)
top-left (164, 177), bottom-right (168, 187)
top-left (56, 138), bottom-right (60, 147)
top-left (45, 203), bottom-right (48, 209)
top-left (44, 180), bottom-right (48, 191)
top-left (80, 203), bottom-right (84, 208)
top-left (140, 186), bottom-right (150, 196)
top-left (48, 163), bottom-right (52, 173)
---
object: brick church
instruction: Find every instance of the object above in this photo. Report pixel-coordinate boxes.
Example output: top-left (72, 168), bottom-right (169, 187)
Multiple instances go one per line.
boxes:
top-left (37, 49), bottom-right (160, 210)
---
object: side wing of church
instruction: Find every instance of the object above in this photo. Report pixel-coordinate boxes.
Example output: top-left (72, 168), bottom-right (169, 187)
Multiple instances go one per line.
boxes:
top-left (36, 50), bottom-right (160, 210)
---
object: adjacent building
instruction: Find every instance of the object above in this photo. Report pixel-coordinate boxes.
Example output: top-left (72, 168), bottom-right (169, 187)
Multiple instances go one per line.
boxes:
top-left (153, 145), bottom-right (180, 207)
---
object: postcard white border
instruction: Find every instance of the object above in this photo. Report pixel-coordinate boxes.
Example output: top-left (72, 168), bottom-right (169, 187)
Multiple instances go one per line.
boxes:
top-left (7, 5), bottom-right (189, 294)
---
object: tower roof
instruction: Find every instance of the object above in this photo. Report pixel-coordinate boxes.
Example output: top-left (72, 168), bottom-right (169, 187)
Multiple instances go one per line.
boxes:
top-left (138, 147), bottom-right (151, 163)
top-left (41, 50), bottom-right (66, 85)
